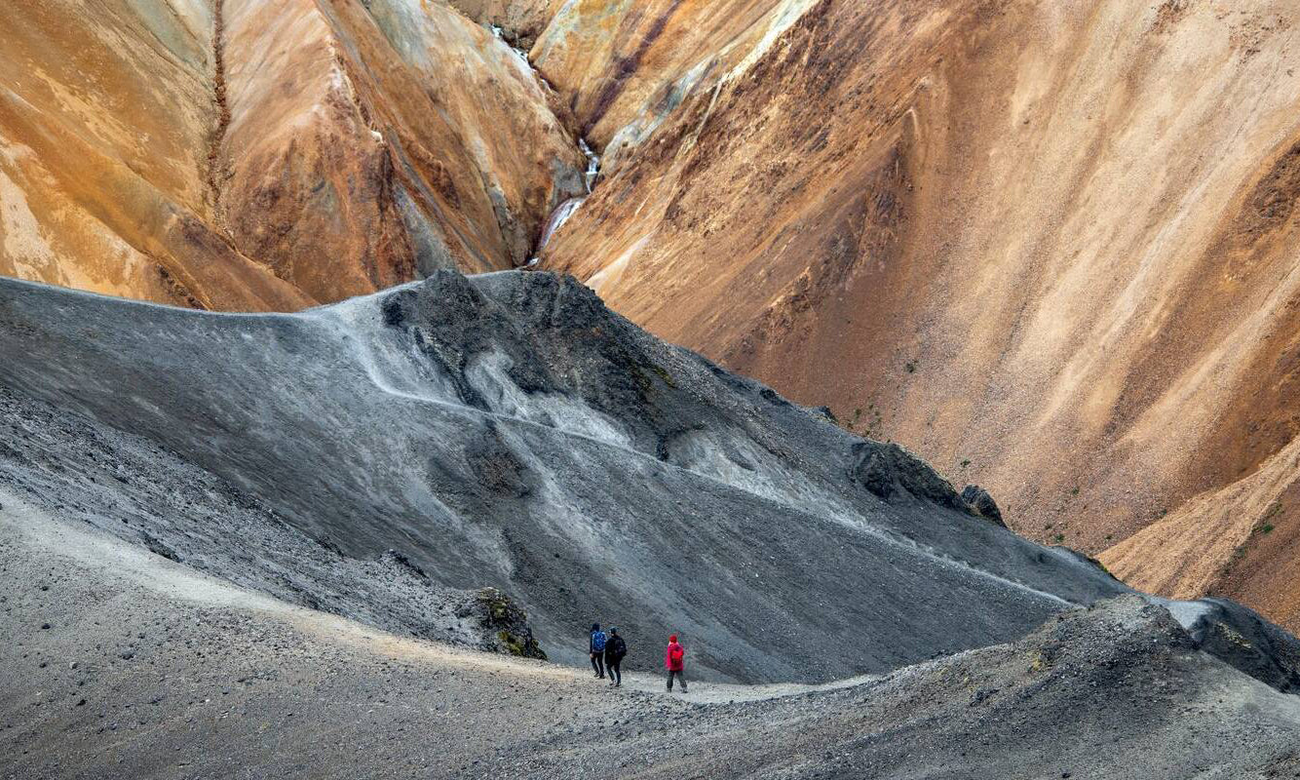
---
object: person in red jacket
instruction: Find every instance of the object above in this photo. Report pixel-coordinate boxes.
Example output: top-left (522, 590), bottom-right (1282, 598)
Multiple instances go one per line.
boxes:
top-left (665, 634), bottom-right (687, 693)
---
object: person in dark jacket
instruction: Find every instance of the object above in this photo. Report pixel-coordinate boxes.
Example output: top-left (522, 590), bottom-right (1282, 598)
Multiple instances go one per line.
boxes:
top-left (665, 634), bottom-right (687, 692)
top-left (589, 623), bottom-right (607, 679)
top-left (604, 627), bottom-right (627, 687)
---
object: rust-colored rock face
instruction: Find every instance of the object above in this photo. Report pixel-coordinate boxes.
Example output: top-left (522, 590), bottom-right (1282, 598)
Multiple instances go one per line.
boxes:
top-left (3, 0), bottom-right (1300, 631)
top-left (535, 0), bottom-right (1300, 631)
top-left (0, 0), bottom-right (308, 309)
top-left (530, 0), bottom-right (820, 172)
top-left (447, 0), bottom-right (565, 47)
top-left (0, 0), bottom-right (584, 308)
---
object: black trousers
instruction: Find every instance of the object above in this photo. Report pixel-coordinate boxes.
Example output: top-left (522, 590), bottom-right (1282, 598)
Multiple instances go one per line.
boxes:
top-left (666, 669), bottom-right (687, 691)
top-left (591, 652), bottom-right (605, 677)
top-left (606, 658), bottom-right (622, 684)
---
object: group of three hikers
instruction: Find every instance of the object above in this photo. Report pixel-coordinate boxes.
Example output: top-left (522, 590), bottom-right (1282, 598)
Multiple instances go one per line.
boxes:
top-left (588, 623), bottom-right (687, 692)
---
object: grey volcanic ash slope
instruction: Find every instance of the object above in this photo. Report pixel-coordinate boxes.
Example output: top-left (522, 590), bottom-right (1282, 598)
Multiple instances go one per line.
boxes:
top-left (5, 511), bottom-right (1300, 780)
top-left (6, 504), bottom-right (1300, 780)
top-left (0, 270), bottom-right (1131, 682)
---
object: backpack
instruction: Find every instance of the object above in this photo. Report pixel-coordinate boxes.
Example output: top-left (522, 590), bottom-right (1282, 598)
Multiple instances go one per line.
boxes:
top-left (609, 636), bottom-right (627, 659)
top-left (591, 630), bottom-right (607, 652)
top-left (669, 645), bottom-right (684, 666)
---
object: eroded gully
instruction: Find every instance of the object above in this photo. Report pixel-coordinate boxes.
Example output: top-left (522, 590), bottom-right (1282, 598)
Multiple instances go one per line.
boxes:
top-left (489, 24), bottom-right (601, 266)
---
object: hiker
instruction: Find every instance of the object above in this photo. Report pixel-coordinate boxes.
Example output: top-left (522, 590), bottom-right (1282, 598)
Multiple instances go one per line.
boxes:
top-left (665, 634), bottom-right (687, 692)
top-left (590, 623), bottom-right (607, 679)
top-left (604, 627), bottom-right (627, 687)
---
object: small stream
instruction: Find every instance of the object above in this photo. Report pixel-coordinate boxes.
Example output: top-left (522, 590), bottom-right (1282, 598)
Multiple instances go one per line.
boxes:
top-left (489, 24), bottom-right (601, 267)
top-left (578, 138), bottom-right (600, 193)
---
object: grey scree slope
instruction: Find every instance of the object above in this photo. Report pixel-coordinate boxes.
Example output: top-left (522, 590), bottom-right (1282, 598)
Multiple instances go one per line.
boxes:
top-left (2, 270), bottom-right (1139, 683)
top-left (5, 508), bottom-right (1300, 780)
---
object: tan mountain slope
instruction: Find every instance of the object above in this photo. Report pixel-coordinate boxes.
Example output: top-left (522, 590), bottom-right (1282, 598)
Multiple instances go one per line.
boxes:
top-left (446, 0), bottom-right (567, 46)
top-left (0, 0), bottom-right (307, 309)
top-left (0, 0), bottom-right (584, 308)
top-left (1101, 433), bottom-right (1300, 624)
top-left (527, 0), bottom-right (821, 170)
top-left (537, 0), bottom-right (1300, 630)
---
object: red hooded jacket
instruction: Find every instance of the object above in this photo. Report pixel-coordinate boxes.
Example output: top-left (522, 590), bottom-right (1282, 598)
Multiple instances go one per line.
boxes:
top-left (665, 636), bottom-right (685, 671)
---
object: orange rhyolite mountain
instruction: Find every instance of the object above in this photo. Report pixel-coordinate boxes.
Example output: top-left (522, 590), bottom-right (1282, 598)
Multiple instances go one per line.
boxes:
top-left (0, 0), bottom-right (584, 309)
top-left (533, 0), bottom-right (1300, 632)
top-left (2, 0), bottom-right (1299, 631)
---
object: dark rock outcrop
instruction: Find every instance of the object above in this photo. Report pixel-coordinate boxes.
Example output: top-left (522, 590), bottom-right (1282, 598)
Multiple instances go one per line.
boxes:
top-left (962, 484), bottom-right (1006, 528)
top-left (1167, 598), bottom-right (1300, 694)
top-left (850, 441), bottom-right (968, 513)
top-left (461, 588), bottom-right (546, 659)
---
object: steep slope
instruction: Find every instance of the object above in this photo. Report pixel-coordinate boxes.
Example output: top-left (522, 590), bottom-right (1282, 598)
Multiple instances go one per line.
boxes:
top-left (0, 0), bottom-right (308, 310)
top-left (537, 0), bottom-right (1300, 628)
top-left (527, 0), bottom-right (819, 172)
top-left (0, 271), bottom-right (1128, 683)
top-left (1102, 434), bottom-right (1300, 629)
top-left (446, 0), bottom-right (565, 47)
top-left (5, 507), bottom-right (1300, 778)
top-left (0, 0), bottom-right (585, 308)
top-left (5, 0), bottom-right (1298, 640)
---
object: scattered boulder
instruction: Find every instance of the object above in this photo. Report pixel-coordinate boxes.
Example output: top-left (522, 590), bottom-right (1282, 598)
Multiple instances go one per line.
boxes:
top-left (139, 531), bottom-right (181, 562)
top-left (805, 405), bottom-right (837, 423)
top-left (378, 549), bottom-right (429, 580)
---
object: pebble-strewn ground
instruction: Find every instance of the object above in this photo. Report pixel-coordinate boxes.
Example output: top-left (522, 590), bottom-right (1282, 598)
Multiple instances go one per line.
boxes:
top-left (4, 498), bottom-right (1300, 780)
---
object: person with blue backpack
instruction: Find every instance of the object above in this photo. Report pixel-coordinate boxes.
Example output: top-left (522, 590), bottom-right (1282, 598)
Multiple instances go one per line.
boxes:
top-left (589, 623), bottom-right (607, 679)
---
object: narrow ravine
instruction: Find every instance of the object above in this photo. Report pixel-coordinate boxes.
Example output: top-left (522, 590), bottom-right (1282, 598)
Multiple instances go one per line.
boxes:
top-left (206, 0), bottom-right (231, 223)
top-left (489, 24), bottom-right (602, 267)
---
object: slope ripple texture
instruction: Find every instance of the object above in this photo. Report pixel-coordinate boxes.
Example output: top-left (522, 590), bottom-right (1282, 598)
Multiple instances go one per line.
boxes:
top-left (0, 271), bottom-right (1130, 683)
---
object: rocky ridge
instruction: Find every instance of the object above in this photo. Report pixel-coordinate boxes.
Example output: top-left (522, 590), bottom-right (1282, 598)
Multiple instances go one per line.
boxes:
top-left (4, 506), bottom-right (1300, 779)
top-left (0, 270), bottom-right (1133, 683)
